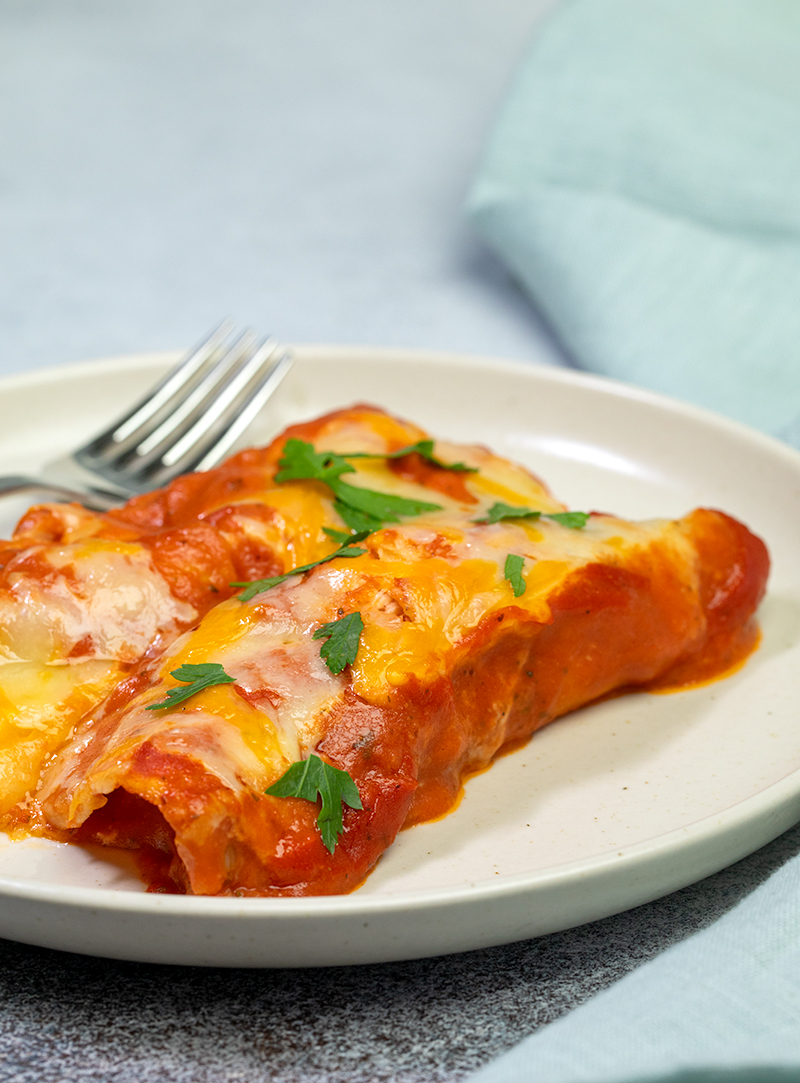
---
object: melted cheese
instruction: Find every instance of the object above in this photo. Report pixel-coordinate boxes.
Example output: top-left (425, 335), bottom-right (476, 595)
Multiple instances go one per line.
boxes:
top-left (5, 408), bottom-right (702, 836)
top-left (0, 658), bottom-right (122, 813)
top-left (215, 486), bottom-right (338, 570)
top-left (0, 540), bottom-right (196, 664)
top-left (63, 507), bottom-right (697, 806)
top-left (155, 598), bottom-right (347, 767)
top-left (0, 539), bottom-right (199, 813)
top-left (15, 408), bottom-right (768, 900)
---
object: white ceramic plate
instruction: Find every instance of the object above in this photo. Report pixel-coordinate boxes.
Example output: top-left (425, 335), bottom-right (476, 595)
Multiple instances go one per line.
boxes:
top-left (1, 346), bottom-right (799, 968)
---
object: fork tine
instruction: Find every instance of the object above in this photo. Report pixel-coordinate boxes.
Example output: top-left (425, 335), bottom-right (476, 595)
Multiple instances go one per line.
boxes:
top-left (109, 338), bottom-right (291, 491)
top-left (128, 329), bottom-right (259, 463)
top-left (40, 323), bottom-right (293, 504)
top-left (81, 320), bottom-right (235, 461)
top-left (158, 345), bottom-right (293, 479)
top-left (193, 348), bottom-right (293, 471)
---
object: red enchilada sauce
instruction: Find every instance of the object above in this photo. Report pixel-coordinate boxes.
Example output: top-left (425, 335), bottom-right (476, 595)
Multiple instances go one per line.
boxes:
top-left (1, 408), bottom-right (769, 897)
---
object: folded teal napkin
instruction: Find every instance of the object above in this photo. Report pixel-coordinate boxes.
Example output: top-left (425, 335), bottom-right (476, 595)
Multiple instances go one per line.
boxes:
top-left (467, 3), bottom-right (800, 1079)
top-left (468, 850), bottom-right (800, 1083)
top-left (468, 0), bottom-right (800, 445)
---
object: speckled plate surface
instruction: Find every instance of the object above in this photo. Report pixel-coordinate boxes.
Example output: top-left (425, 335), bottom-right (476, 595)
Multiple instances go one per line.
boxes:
top-left (0, 346), bottom-right (799, 968)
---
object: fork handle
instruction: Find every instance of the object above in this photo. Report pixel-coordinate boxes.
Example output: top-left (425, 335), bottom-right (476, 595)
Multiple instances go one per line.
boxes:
top-left (0, 475), bottom-right (122, 512)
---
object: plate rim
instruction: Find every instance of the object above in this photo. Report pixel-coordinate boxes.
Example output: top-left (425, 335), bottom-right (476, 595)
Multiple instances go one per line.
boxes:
top-left (0, 343), bottom-right (798, 964)
top-left (13, 342), bottom-right (800, 474)
top-left (1, 757), bottom-right (798, 917)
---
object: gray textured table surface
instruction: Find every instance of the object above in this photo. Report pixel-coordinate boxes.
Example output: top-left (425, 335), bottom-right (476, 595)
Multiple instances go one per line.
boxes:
top-left (0, 2), bottom-right (794, 1081)
top-left (3, 830), bottom-right (800, 1083)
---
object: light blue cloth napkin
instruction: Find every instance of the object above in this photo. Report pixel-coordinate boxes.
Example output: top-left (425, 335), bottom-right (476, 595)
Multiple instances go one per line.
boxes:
top-left (467, 3), bottom-right (800, 1079)
top-left (468, 0), bottom-right (800, 445)
top-left (469, 851), bottom-right (800, 1083)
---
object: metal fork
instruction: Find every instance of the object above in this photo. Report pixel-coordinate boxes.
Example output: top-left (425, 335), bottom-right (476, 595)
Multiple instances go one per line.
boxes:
top-left (0, 322), bottom-right (293, 511)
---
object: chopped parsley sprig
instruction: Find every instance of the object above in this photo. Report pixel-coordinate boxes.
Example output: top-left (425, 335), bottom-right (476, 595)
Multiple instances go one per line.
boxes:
top-left (504, 554), bottom-right (526, 597)
top-left (266, 754), bottom-right (363, 853)
top-left (313, 612), bottom-right (364, 675)
top-left (322, 526), bottom-right (358, 544)
top-left (476, 502), bottom-right (590, 530)
top-left (275, 438), bottom-right (442, 535)
top-left (146, 663), bottom-right (236, 710)
top-left (344, 439), bottom-right (476, 473)
top-left (233, 536), bottom-right (370, 602)
top-left (332, 480), bottom-right (440, 524)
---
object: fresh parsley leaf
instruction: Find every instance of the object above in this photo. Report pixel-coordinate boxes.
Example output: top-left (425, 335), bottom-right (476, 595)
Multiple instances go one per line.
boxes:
top-left (385, 440), bottom-right (477, 473)
top-left (274, 439), bottom-right (354, 485)
top-left (322, 526), bottom-right (356, 544)
top-left (546, 511), bottom-right (591, 529)
top-left (333, 499), bottom-right (384, 535)
top-left (272, 439), bottom-right (443, 533)
top-left (329, 479), bottom-right (440, 523)
top-left (338, 439), bottom-right (476, 473)
top-left (234, 573), bottom-right (290, 599)
top-left (233, 537), bottom-right (369, 602)
top-left (478, 502), bottom-right (542, 525)
top-left (266, 753), bottom-right (363, 854)
top-left (146, 662), bottom-right (236, 710)
top-left (312, 611), bottom-right (364, 675)
top-left (504, 554), bottom-right (526, 597)
top-left (476, 502), bottom-right (589, 530)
